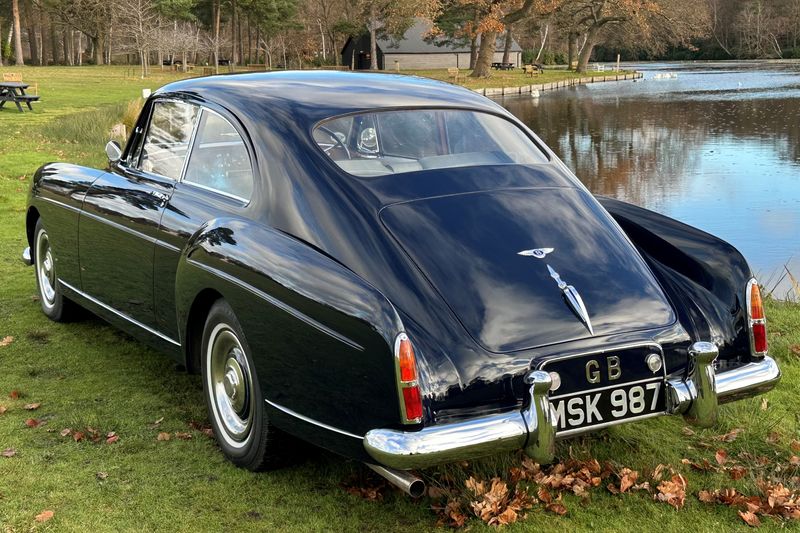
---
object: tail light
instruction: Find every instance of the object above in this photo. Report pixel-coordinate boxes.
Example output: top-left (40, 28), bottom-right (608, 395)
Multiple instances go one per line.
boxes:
top-left (395, 333), bottom-right (423, 423)
top-left (746, 279), bottom-right (768, 357)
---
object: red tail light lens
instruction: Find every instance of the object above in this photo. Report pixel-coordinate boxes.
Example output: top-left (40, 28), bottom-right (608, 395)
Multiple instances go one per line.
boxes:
top-left (395, 333), bottom-right (423, 423)
top-left (402, 386), bottom-right (423, 420)
top-left (747, 280), bottom-right (768, 356)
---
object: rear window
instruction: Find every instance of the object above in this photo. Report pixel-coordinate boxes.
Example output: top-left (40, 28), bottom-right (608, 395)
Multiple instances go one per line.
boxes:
top-left (313, 109), bottom-right (548, 177)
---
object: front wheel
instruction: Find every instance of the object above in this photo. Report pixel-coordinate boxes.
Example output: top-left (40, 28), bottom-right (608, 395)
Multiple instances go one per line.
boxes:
top-left (33, 218), bottom-right (78, 322)
top-left (201, 299), bottom-right (288, 470)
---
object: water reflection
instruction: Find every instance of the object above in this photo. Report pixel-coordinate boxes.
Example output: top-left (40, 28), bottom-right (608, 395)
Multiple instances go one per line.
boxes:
top-left (504, 61), bottom-right (800, 299)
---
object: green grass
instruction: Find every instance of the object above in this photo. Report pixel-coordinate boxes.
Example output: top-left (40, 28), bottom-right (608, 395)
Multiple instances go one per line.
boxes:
top-left (0, 66), bottom-right (798, 532)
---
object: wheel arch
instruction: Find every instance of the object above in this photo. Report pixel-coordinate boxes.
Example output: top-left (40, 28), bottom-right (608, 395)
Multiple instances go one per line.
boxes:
top-left (183, 288), bottom-right (225, 374)
top-left (26, 206), bottom-right (40, 249)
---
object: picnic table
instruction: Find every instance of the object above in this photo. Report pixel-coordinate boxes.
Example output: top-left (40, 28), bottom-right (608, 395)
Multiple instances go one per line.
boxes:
top-left (491, 62), bottom-right (515, 71)
top-left (0, 81), bottom-right (39, 112)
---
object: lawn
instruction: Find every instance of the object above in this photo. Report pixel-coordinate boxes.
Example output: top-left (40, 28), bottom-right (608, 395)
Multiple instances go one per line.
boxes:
top-left (0, 66), bottom-right (799, 532)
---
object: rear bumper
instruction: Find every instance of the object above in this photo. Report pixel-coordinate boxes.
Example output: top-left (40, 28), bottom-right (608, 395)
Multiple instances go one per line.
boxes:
top-left (364, 344), bottom-right (780, 470)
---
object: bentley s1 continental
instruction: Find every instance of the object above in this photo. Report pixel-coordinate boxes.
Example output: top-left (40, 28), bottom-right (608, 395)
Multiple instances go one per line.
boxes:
top-left (21, 72), bottom-right (780, 496)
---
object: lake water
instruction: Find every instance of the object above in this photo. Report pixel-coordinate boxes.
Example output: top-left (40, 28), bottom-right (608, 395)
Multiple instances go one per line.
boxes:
top-left (503, 61), bottom-right (800, 300)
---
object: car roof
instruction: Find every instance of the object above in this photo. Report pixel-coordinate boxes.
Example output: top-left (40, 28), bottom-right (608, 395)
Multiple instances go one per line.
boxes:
top-left (154, 70), bottom-right (508, 126)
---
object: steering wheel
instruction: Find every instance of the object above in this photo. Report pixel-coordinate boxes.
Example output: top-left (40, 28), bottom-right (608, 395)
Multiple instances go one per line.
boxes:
top-left (317, 126), bottom-right (351, 160)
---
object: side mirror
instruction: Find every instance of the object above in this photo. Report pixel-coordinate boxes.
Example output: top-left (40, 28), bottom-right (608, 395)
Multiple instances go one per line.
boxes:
top-left (105, 140), bottom-right (122, 163)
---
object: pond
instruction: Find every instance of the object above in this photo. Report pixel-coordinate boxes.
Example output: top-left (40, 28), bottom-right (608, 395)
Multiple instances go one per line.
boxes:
top-left (503, 61), bottom-right (800, 300)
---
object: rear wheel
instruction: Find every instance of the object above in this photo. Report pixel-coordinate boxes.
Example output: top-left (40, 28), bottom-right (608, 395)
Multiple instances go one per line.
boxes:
top-left (201, 299), bottom-right (288, 470)
top-left (33, 218), bottom-right (77, 322)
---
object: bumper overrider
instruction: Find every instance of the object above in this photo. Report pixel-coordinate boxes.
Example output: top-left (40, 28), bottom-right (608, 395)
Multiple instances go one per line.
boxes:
top-left (364, 342), bottom-right (781, 470)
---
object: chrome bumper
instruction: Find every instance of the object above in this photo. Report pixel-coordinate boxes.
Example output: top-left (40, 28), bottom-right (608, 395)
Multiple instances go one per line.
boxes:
top-left (364, 343), bottom-right (781, 470)
top-left (21, 246), bottom-right (32, 266)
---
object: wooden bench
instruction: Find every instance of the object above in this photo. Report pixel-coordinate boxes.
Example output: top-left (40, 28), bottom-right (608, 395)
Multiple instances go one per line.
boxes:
top-left (2, 72), bottom-right (37, 95)
top-left (447, 67), bottom-right (460, 83)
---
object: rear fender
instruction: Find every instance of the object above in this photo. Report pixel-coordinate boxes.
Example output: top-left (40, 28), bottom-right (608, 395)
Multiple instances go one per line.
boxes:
top-left (597, 196), bottom-right (752, 361)
top-left (175, 218), bottom-right (407, 442)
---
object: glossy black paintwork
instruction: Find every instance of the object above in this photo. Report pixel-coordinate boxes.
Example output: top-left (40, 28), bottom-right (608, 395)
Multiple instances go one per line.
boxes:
top-left (25, 71), bottom-right (756, 463)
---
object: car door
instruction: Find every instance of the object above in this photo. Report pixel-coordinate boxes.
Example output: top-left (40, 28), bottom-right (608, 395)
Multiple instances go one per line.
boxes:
top-left (154, 106), bottom-right (256, 340)
top-left (79, 99), bottom-right (200, 332)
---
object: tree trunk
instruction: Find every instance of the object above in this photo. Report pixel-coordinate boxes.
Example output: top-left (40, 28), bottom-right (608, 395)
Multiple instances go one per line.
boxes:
top-left (12, 0), bottom-right (24, 65)
top-left (213, 0), bottom-right (221, 74)
top-left (0, 20), bottom-right (3, 67)
top-left (469, 34), bottom-right (478, 69)
top-left (501, 26), bottom-right (513, 64)
top-left (24, 1), bottom-right (39, 65)
top-left (567, 31), bottom-right (579, 69)
top-left (369, 23), bottom-right (378, 69)
top-left (231, 0), bottom-right (238, 65)
top-left (576, 26), bottom-right (599, 73)
top-left (93, 33), bottom-right (105, 65)
top-left (63, 29), bottom-right (70, 65)
top-left (470, 31), bottom-right (497, 78)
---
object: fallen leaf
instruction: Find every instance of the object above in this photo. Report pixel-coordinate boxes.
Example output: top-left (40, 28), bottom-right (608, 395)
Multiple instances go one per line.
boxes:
top-left (738, 510), bottom-right (761, 527)
top-left (157, 432), bottom-right (171, 441)
top-left (34, 510), bottom-right (54, 523)
top-left (656, 474), bottom-right (687, 510)
top-left (729, 466), bottom-right (748, 480)
top-left (9, 390), bottom-right (20, 400)
top-left (60, 428), bottom-right (72, 437)
top-left (73, 431), bottom-right (84, 442)
top-left (790, 456), bottom-right (800, 466)
top-left (2, 448), bottom-right (16, 458)
top-left (715, 428), bottom-right (744, 442)
top-left (23, 402), bottom-right (41, 411)
top-left (0, 336), bottom-right (13, 347)
top-left (767, 432), bottom-right (781, 445)
top-left (24, 418), bottom-right (43, 428)
top-left (96, 472), bottom-right (108, 480)
top-left (698, 490), bottom-right (716, 503)
top-left (715, 449), bottom-right (729, 465)
top-left (789, 345), bottom-right (800, 357)
top-left (682, 427), bottom-right (696, 436)
top-left (760, 398), bottom-right (769, 411)
top-left (174, 432), bottom-right (192, 440)
top-left (619, 468), bottom-right (639, 493)
top-left (546, 502), bottom-right (568, 516)
top-left (0, 406), bottom-right (6, 415)
top-left (791, 440), bottom-right (800, 452)
top-left (106, 434), bottom-right (119, 444)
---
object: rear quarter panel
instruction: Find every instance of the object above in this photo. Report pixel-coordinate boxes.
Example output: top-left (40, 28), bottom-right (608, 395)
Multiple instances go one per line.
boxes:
top-left (175, 218), bottom-right (407, 448)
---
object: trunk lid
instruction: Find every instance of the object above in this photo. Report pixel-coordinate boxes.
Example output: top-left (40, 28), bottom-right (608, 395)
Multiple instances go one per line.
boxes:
top-left (380, 187), bottom-right (675, 353)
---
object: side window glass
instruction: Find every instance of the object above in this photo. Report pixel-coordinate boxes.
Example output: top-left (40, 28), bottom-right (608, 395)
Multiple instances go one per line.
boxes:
top-left (183, 110), bottom-right (254, 201)
top-left (138, 101), bottom-right (199, 180)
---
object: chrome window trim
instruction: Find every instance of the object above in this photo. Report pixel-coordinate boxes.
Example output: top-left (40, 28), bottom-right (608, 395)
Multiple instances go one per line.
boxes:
top-left (132, 98), bottom-right (201, 183)
top-left (264, 399), bottom-right (363, 440)
top-left (180, 107), bottom-right (254, 205)
top-left (59, 279), bottom-right (181, 347)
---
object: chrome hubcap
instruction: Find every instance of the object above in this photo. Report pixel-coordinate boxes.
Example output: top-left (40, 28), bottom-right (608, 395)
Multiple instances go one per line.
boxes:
top-left (35, 229), bottom-right (56, 308)
top-left (207, 324), bottom-right (253, 447)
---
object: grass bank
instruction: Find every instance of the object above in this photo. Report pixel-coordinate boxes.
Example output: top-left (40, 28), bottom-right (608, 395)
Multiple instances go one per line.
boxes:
top-left (0, 66), bottom-right (798, 532)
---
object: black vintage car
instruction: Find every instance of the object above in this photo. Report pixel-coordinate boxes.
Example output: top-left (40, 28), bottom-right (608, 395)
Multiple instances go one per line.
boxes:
top-left (22, 71), bottom-right (779, 496)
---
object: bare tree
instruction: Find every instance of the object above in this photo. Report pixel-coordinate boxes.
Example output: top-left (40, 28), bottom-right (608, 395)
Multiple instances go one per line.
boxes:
top-left (12, 0), bottom-right (24, 65)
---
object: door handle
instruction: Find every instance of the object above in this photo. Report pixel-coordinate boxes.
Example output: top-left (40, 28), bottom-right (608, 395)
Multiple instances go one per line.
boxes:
top-left (150, 190), bottom-right (169, 207)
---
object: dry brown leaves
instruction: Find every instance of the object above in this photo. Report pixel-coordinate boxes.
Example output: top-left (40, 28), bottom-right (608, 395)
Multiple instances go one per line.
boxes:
top-left (24, 418), bottom-right (43, 428)
top-left (34, 510), bottom-right (54, 523)
top-left (60, 426), bottom-right (116, 444)
top-left (8, 390), bottom-right (20, 400)
top-left (715, 428), bottom-right (744, 443)
top-left (789, 345), bottom-right (800, 357)
top-left (0, 336), bottom-right (14, 348)
top-left (23, 402), bottom-right (41, 410)
top-left (0, 405), bottom-right (7, 415)
top-left (2, 448), bottom-right (17, 458)
top-left (698, 482), bottom-right (800, 526)
top-left (189, 420), bottom-right (214, 438)
top-left (466, 477), bottom-right (536, 526)
top-left (656, 474), bottom-right (687, 509)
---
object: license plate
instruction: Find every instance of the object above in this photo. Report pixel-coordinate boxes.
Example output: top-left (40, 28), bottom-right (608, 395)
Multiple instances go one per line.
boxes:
top-left (537, 345), bottom-right (666, 435)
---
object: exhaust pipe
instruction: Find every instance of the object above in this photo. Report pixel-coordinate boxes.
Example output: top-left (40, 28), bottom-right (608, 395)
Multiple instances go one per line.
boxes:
top-left (367, 463), bottom-right (426, 498)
